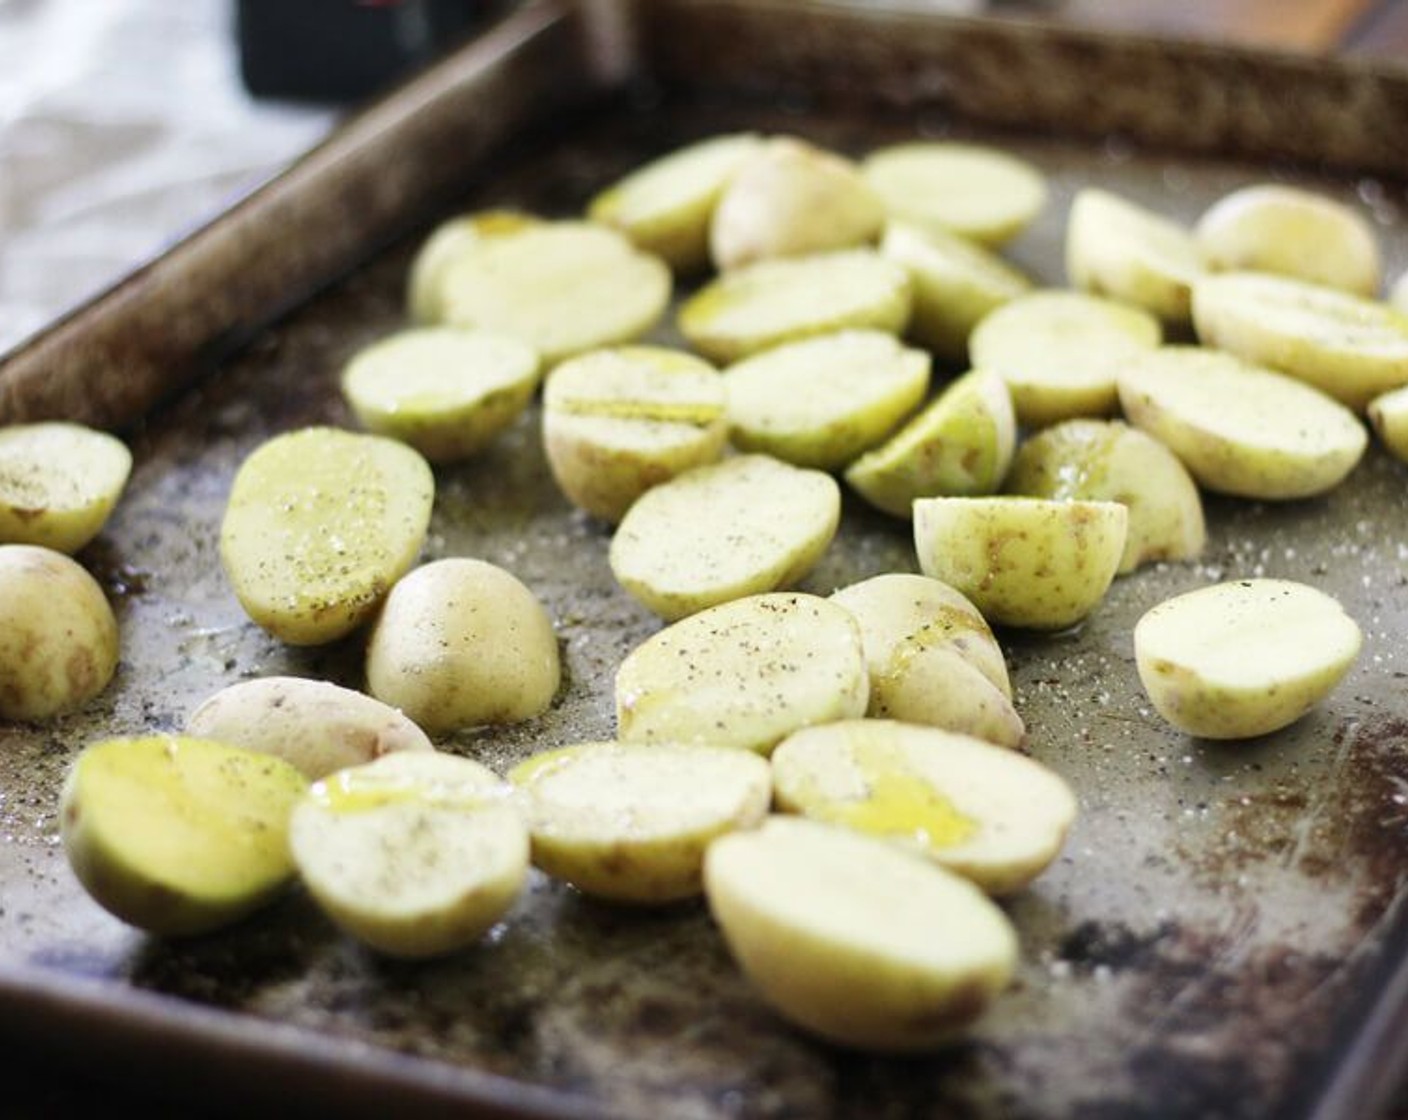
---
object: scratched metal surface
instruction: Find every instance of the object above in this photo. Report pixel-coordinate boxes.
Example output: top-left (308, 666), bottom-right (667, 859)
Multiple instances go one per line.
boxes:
top-left (2, 10), bottom-right (1408, 1120)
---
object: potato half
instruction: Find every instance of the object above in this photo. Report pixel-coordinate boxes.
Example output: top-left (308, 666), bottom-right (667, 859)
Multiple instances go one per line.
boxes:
top-left (406, 209), bottom-right (539, 324)
top-left (0, 422), bottom-right (132, 554)
top-left (1368, 384), bottom-right (1408, 462)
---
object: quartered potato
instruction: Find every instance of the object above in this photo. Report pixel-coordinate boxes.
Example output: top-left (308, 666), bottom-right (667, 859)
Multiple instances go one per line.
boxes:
top-left (290, 753), bottom-right (527, 958)
top-left (830, 572), bottom-right (1023, 747)
top-left (677, 248), bottom-right (912, 365)
top-left (1005, 418), bottom-right (1205, 573)
top-left (968, 289), bottom-right (1162, 428)
top-left (588, 132), bottom-right (762, 272)
top-left (1116, 346), bottom-right (1367, 500)
top-left (1065, 188), bottom-right (1204, 324)
top-left (879, 220), bottom-right (1032, 359)
top-left (1368, 384), bottom-right (1408, 462)
top-left (1194, 183), bottom-right (1381, 297)
top-left (1134, 579), bottom-right (1362, 740)
top-left (508, 741), bottom-right (771, 904)
top-left (541, 345), bottom-right (728, 524)
top-left (186, 676), bottom-right (435, 779)
top-left (60, 735), bottom-right (308, 937)
top-left (861, 141), bottom-right (1047, 247)
top-left (913, 496), bottom-right (1128, 631)
top-left (609, 454), bottom-right (840, 621)
top-left (704, 815), bottom-right (1018, 1051)
top-left (724, 330), bottom-right (930, 470)
top-left (439, 220), bottom-right (671, 364)
top-left (406, 209), bottom-right (539, 324)
top-left (708, 136), bottom-right (885, 271)
top-left (340, 327), bottom-right (541, 462)
top-left (220, 427), bottom-right (434, 646)
top-left (0, 545), bottom-right (118, 721)
top-left (771, 720), bottom-right (1077, 894)
top-left (1191, 271), bottom-right (1408, 412)
top-left (615, 592), bottom-right (869, 755)
top-left (0, 422), bottom-right (132, 554)
top-left (365, 558), bottom-right (559, 735)
top-left (844, 368), bottom-right (1016, 517)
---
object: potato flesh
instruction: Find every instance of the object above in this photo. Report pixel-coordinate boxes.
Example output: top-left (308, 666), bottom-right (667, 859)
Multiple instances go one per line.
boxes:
top-left (1368, 384), bottom-right (1408, 462)
top-left (406, 209), bottom-right (539, 324)
top-left (0, 422), bottom-right (132, 554)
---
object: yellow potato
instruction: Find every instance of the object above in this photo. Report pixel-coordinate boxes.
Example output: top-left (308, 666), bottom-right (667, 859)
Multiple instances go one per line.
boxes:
top-left (219, 426), bottom-right (434, 646)
top-left (405, 209), bottom-right (539, 324)
top-left (1134, 579), bottom-right (1361, 740)
top-left (0, 422), bottom-right (132, 554)
top-left (1368, 384), bottom-right (1408, 462)
top-left (508, 741), bottom-right (771, 904)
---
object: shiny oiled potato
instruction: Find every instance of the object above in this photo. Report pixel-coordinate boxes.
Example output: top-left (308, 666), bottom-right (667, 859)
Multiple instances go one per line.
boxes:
top-left (186, 676), bottom-right (435, 779)
top-left (0, 544), bottom-right (118, 721)
top-left (60, 735), bottom-right (308, 936)
top-left (0, 422), bottom-right (132, 554)
top-left (1367, 384), bottom-right (1408, 462)
top-left (406, 209), bottom-right (539, 324)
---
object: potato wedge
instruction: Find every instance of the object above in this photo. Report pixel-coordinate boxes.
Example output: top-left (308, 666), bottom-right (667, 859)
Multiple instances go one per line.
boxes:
top-left (508, 741), bottom-right (770, 904)
top-left (1134, 579), bottom-right (1361, 740)
top-left (1368, 384), bottom-right (1408, 462)
top-left (406, 209), bottom-right (539, 324)
top-left (609, 454), bottom-right (840, 621)
top-left (0, 422), bottom-right (132, 554)
top-left (219, 427), bottom-right (434, 646)
top-left (615, 592), bottom-right (869, 755)
top-left (704, 815), bottom-right (1018, 1050)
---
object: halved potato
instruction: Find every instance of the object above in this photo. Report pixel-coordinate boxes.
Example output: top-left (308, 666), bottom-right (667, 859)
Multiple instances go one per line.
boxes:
top-left (406, 209), bottom-right (539, 324)
top-left (1368, 384), bottom-right (1408, 462)
top-left (0, 422), bottom-right (132, 554)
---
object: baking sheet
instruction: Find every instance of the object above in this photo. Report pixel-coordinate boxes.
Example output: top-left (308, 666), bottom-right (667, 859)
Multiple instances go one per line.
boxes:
top-left (1, 2), bottom-right (1407, 1117)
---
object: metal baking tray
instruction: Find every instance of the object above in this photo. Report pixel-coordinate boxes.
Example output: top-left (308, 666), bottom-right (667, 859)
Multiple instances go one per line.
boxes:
top-left (2, 2), bottom-right (1407, 1117)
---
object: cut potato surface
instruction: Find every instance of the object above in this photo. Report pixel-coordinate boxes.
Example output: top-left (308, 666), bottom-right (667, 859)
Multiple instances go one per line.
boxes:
top-left (291, 753), bottom-right (527, 958)
top-left (1116, 346), bottom-right (1367, 500)
top-left (609, 454), bottom-right (840, 621)
top-left (968, 290), bottom-right (1161, 428)
top-left (678, 249), bottom-right (911, 365)
top-left (845, 368), bottom-right (1016, 517)
top-left (913, 496), bottom-right (1127, 631)
top-left (771, 721), bottom-right (1076, 894)
top-left (724, 330), bottom-right (930, 470)
top-left (60, 736), bottom-right (308, 937)
top-left (1005, 418), bottom-right (1205, 573)
top-left (704, 815), bottom-right (1018, 1051)
top-left (341, 327), bottom-right (541, 462)
top-left (439, 220), bottom-right (671, 364)
top-left (508, 741), bottom-right (771, 904)
top-left (861, 142), bottom-right (1047, 247)
top-left (542, 345), bottom-right (728, 524)
top-left (406, 209), bottom-right (539, 324)
top-left (220, 427), bottom-right (433, 646)
top-left (1368, 384), bottom-right (1408, 462)
top-left (1191, 271), bottom-right (1408, 412)
top-left (0, 422), bottom-right (132, 554)
top-left (615, 592), bottom-right (869, 755)
top-left (1134, 579), bottom-right (1361, 740)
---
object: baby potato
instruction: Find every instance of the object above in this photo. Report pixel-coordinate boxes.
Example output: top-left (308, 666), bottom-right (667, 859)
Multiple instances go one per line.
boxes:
top-left (186, 676), bottom-right (434, 779)
top-left (0, 544), bottom-right (118, 721)
top-left (771, 720), bottom-right (1077, 894)
top-left (830, 572), bottom-right (1022, 747)
top-left (1134, 579), bottom-right (1361, 740)
top-left (724, 330), bottom-right (930, 471)
top-left (0, 422), bottom-right (132, 554)
top-left (844, 368), bottom-right (1016, 517)
top-left (60, 735), bottom-right (308, 936)
top-left (366, 558), bottom-right (559, 736)
top-left (1116, 346), bottom-right (1367, 500)
top-left (704, 815), bottom-right (1018, 1051)
top-left (406, 209), bottom-right (539, 324)
top-left (290, 752), bottom-right (527, 958)
top-left (1005, 418), bottom-right (1206, 573)
top-left (615, 592), bottom-right (869, 755)
top-left (1368, 384), bottom-right (1408, 462)
top-left (913, 497), bottom-right (1128, 631)
top-left (608, 454), bottom-right (840, 621)
top-left (219, 426), bottom-right (434, 646)
top-left (508, 741), bottom-right (770, 904)
top-left (542, 345), bottom-right (728, 524)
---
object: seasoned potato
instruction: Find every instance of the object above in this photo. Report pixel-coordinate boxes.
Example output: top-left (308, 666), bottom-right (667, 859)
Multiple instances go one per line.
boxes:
top-left (508, 741), bottom-right (771, 904)
top-left (365, 558), bottom-right (559, 735)
top-left (1134, 579), bottom-right (1361, 740)
top-left (771, 720), bottom-right (1077, 894)
top-left (220, 427), bottom-right (434, 646)
top-left (1368, 384), bottom-right (1408, 462)
top-left (615, 592), bottom-right (869, 755)
top-left (290, 753), bottom-right (527, 958)
top-left (406, 209), bottom-right (539, 324)
top-left (60, 735), bottom-right (307, 936)
top-left (0, 544), bottom-right (118, 721)
top-left (0, 422), bottom-right (132, 554)
top-left (186, 676), bottom-right (435, 779)
top-left (542, 345), bottom-right (728, 524)
top-left (704, 815), bottom-right (1018, 1050)
top-left (913, 497), bottom-right (1127, 631)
